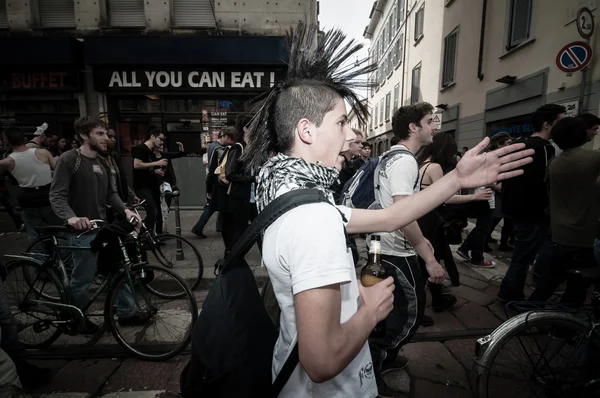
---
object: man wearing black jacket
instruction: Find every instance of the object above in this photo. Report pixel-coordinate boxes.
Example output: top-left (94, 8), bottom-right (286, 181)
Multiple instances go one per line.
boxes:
top-left (498, 104), bottom-right (566, 302)
top-left (105, 127), bottom-right (139, 207)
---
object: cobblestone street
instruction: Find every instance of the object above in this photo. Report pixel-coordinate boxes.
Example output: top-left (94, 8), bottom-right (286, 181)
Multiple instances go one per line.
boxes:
top-left (0, 210), bottom-right (533, 397)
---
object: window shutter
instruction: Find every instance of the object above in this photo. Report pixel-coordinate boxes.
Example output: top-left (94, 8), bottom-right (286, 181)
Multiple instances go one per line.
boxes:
top-left (380, 99), bottom-right (384, 123)
top-left (442, 31), bottom-right (457, 86)
top-left (411, 65), bottom-right (421, 104)
top-left (108, 0), bottom-right (145, 27)
top-left (509, 0), bottom-right (532, 47)
top-left (38, 0), bottom-right (75, 28)
top-left (172, 0), bottom-right (216, 27)
top-left (0, 1), bottom-right (7, 29)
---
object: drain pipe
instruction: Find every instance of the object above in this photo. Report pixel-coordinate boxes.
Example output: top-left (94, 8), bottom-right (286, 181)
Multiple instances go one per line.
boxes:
top-left (477, 0), bottom-right (488, 81)
top-left (400, 4), bottom-right (408, 105)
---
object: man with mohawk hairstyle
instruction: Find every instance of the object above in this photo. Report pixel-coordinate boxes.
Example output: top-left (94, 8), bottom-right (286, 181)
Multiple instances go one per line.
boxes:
top-left (242, 23), bottom-right (533, 397)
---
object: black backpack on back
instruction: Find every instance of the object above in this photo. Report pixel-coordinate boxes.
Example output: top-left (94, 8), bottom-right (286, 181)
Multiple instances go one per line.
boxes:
top-left (180, 189), bottom-right (330, 398)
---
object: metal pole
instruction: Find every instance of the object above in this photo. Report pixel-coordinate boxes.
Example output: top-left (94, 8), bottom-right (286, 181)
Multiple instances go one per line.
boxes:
top-left (173, 190), bottom-right (184, 261)
top-left (578, 35), bottom-right (591, 114)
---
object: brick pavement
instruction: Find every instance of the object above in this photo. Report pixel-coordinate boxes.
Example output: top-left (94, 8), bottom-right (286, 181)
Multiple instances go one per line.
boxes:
top-left (0, 210), bottom-right (532, 397)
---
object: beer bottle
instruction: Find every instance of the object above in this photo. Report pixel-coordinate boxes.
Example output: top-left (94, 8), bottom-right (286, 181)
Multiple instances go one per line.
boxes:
top-left (361, 235), bottom-right (387, 337)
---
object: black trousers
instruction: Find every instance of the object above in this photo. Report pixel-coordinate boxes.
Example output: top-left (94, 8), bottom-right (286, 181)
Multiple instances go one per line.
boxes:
top-left (369, 255), bottom-right (425, 378)
top-left (136, 188), bottom-right (162, 233)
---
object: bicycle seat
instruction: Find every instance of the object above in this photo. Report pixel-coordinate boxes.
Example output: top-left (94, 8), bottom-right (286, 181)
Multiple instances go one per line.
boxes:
top-left (36, 225), bottom-right (68, 234)
top-left (567, 266), bottom-right (600, 280)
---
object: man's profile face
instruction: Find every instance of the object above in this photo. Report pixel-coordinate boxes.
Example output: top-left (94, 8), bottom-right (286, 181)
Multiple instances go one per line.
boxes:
top-left (107, 129), bottom-right (117, 150)
top-left (43, 134), bottom-right (57, 148)
top-left (347, 134), bottom-right (363, 157)
top-left (312, 98), bottom-right (354, 168)
top-left (587, 124), bottom-right (599, 142)
top-left (86, 127), bottom-right (109, 153)
top-left (415, 113), bottom-right (436, 145)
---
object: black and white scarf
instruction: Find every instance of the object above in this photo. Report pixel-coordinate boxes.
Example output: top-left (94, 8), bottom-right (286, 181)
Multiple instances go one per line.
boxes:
top-left (255, 153), bottom-right (339, 212)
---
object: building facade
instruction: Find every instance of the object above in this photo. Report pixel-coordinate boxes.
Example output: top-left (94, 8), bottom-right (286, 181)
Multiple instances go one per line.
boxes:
top-left (0, 0), bottom-right (318, 207)
top-left (364, 0), bottom-right (600, 153)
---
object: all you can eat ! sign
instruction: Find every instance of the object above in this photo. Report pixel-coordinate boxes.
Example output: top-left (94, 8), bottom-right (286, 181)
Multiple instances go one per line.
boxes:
top-left (94, 69), bottom-right (286, 92)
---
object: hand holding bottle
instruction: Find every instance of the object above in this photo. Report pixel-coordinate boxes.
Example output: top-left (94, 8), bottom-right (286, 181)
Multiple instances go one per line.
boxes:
top-left (358, 277), bottom-right (395, 324)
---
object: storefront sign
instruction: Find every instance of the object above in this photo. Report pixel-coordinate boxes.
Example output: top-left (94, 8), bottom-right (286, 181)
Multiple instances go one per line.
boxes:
top-left (94, 69), bottom-right (286, 92)
top-left (0, 70), bottom-right (81, 91)
top-left (488, 115), bottom-right (535, 137)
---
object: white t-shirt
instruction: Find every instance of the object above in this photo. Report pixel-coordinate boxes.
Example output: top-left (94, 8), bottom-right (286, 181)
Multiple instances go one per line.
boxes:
top-left (373, 145), bottom-right (419, 256)
top-left (262, 196), bottom-right (377, 398)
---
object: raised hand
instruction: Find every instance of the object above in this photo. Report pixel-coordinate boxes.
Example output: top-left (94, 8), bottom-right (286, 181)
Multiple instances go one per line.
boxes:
top-left (455, 137), bottom-right (534, 189)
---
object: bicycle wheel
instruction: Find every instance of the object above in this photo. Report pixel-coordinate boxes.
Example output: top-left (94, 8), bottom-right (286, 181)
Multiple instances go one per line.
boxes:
top-left (104, 263), bottom-right (198, 361)
top-left (3, 260), bottom-right (65, 348)
top-left (147, 234), bottom-right (203, 290)
top-left (474, 311), bottom-right (600, 398)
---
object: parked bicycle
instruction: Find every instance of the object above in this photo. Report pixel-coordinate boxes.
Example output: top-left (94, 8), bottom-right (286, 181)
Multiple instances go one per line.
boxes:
top-left (25, 200), bottom-right (204, 291)
top-left (2, 218), bottom-right (198, 361)
top-left (471, 267), bottom-right (600, 397)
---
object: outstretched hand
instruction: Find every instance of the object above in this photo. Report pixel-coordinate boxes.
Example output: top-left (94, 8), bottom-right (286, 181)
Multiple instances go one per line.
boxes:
top-left (455, 137), bottom-right (534, 189)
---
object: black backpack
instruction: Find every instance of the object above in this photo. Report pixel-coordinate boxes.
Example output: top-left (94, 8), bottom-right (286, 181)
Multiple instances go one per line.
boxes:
top-left (180, 189), bottom-right (331, 398)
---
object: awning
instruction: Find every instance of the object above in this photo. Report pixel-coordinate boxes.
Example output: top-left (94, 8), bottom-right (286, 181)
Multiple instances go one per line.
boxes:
top-left (84, 35), bottom-right (289, 66)
top-left (0, 36), bottom-right (83, 66)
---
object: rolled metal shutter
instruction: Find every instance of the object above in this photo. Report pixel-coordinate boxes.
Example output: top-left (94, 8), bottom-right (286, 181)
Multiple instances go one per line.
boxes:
top-left (173, 0), bottom-right (216, 27)
top-left (38, 0), bottom-right (76, 28)
top-left (108, 0), bottom-right (145, 27)
top-left (0, 1), bottom-right (8, 29)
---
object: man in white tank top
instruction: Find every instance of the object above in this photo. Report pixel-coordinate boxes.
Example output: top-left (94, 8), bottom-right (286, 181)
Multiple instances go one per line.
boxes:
top-left (0, 127), bottom-right (61, 243)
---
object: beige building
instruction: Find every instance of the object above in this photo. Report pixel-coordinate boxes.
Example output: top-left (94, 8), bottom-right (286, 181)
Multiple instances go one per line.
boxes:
top-left (365, 0), bottom-right (600, 152)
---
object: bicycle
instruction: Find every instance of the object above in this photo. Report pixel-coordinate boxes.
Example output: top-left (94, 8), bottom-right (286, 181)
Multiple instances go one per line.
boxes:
top-left (2, 218), bottom-right (198, 361)
top-left (25, 200), bottom-right (204, 291)
top-left (470, 267), bottom-right (600, 397)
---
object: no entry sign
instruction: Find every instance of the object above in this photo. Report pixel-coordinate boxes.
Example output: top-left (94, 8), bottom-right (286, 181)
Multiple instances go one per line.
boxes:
top-left (555, 41), bottom-right (593, 73)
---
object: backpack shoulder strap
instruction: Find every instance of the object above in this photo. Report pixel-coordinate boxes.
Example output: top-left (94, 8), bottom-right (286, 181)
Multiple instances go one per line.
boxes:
top-left (272, 343), bottom-right (298, 397)
top-left (219, 189), bottom-right (331, 275)
top-left (374, 147), bottom-right (415, 192)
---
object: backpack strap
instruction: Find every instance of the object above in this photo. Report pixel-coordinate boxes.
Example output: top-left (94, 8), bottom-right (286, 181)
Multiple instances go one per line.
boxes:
top-left (272, 343), bottom-right (299, 397)
top-left (373, 147), bottom-right (417, 201)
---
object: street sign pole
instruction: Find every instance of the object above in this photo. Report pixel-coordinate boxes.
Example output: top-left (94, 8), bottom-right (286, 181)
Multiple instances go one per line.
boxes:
top-left (576, 7), bottom-right (594, 114)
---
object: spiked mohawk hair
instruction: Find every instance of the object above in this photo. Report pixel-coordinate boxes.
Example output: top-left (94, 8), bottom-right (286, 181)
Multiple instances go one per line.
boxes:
top-left (241, 23), bottom-right (376, 172)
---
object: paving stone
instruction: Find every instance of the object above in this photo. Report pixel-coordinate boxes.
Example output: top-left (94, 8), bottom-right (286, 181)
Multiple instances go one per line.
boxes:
top-left (403, 342), bottom-right (468, 388)
top-left (413, 379), bottom-right (473, 398)
top-left (453, 303), bottom-right (502, 330)
top-left (381, 367), bottom-right (411, 394)
top-left (164, 355), bottom-right (190, 392)
top-left (487, 300), bottom-right (511, 322)
top-left (31, 359), bottom-right (122, 395)
top-left (459, 275), bottom-right (490, 291)
top-left (102, 358), bottom-right (178, 393)
top-left (453, 285), bottom-right (498, 307)
top-left (443, 339), bottom-right (479, 369)
top-left (420, 307), bottom-right (466, 333)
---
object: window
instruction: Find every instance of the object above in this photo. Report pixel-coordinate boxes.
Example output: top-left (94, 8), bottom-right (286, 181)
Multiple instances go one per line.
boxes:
top-left (507, 0), bottom-right (532, 49)
top-left (396, 0), bottom-right (404, 28)
top-left (395, 35), bottom-right (403, 66)
top-left (385, 92), bottom-right (391, 121)
top-left (388, 15), bottom-right (393, 43)
top-left (379, 99), bottom-right (384, 124)
top-left (414, 6), bottom-right (425, 41)
top-left (173, 0), bottom-right (216, 27)
top-left (374, 103), bottom-right (379, 126)
top-left (38, 0), bottom-right (76, 28)
top-left (442, 28), bottom-right (458, 87)
top-left (411, 63), bottom-right (421, 104)
top-left (369, 107), bottom-right (373, 130)
top-left (387, 53), bottom-right (393, 75)
top-left (108, 0), bottom-right (145, 27)
top-left (394, 84), bottom-right (400, 110)
top-left (0, 1), bottom-right (7, 29)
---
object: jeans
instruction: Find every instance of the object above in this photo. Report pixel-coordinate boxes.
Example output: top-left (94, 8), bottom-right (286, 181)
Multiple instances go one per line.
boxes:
top-left (192, 197), bottom-right (223, 234)
top-left (369, 255), bottom-right (425, 379)
top-left (529, 241), bottom-right (596, 305)
top-left (20, 206), bottom-right (62, 244)
top-left (498, 219), bottom-right (549, 301)
top-left (460, 210), bottom-right (493, 263)
top-left (69, 233), bottom-right (135, 317)
top-left (0, 277), bottom-right (25, 369)
top-left (136, 188), bottom-right (161, 233)
top-left (0, 190), bottom-right (21, 230)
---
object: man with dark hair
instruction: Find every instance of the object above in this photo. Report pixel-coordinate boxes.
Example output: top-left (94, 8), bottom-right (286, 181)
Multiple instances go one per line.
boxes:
top-left (104, 127), bottom-right (139, 208)
top-left (332, 128), bottom-right (363, 203)
top-left (498, 103), bottom-right (566, 302)
top-left (529, 117), bottom-right (600, 304)
top-left (367, 102), bottom-right (452, 389)
top-left (390, 136), bottom-right (400, 146)
top-left (576, 112), bottom-right (600, 142)
top-left (132, 129), bottom-right (168, 232)
top-left (25, 123), bottom-right (57, 150)
top-left (0, 127), bottom-right (59, 243)
top-left (50, 116), bottom-right (143, 334)
top-left (238, 24), bottom-right (532, 398)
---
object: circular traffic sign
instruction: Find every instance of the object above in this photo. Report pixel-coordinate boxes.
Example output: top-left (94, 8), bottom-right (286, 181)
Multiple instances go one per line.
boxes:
top-left (577, 7), bottom-right (595, 39)
top-left (556, 41), bottom-right (593, 73)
